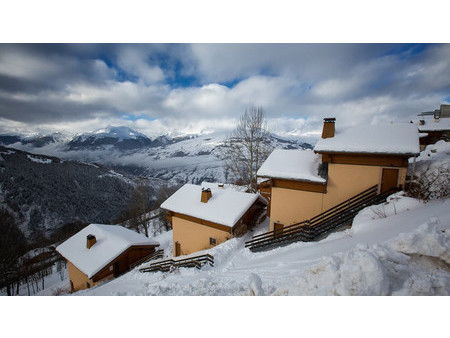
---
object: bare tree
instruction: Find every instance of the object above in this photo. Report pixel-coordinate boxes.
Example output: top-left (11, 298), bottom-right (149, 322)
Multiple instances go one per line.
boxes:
top-left (153, 185), bottom-right (178, 232)
top-left (223, 106), bottom-right (273, 193)
top-left (126, 185), bottom-right (154, 237)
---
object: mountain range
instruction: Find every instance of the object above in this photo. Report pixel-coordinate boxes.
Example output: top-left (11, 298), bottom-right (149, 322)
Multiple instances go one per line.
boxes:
top-left (0, 126), bottom-right (314, 185)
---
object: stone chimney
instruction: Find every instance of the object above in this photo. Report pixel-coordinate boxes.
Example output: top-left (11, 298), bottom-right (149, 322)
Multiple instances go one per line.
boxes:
top-left (322, 118), bottom-right (336, 139)
top-left (201, 188), bottom-right (212, 203)
top-left (86, 234), bottom-right (97, 249)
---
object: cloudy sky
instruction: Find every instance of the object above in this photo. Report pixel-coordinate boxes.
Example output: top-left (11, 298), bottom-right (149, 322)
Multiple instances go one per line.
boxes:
top-left (0, 43), bottom-right (449, 138)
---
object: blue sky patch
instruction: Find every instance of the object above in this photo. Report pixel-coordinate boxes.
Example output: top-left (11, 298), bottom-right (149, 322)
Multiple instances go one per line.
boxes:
top-left (120, 114), bottom-right (156, 122)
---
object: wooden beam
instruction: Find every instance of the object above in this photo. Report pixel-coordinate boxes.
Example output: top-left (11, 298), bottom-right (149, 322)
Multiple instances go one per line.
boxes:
top-left (172, 212), bottom-right (232, 233)
top-left (272, 178), bottom-right (327, 193)
top-left (319, 153), bottom-right (409, 167)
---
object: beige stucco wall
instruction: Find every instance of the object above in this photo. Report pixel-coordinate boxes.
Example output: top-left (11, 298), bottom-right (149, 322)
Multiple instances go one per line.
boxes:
top-left (269, 187), bottom-right (324, 231)
top-left (268, 163), bottom-right (408, 231)
top-left (322, 163), bottom-right (381, 210)
top-left (172, 217), bottom-right (232, 256)
top-left (67, 261), bottom-right (93, 292)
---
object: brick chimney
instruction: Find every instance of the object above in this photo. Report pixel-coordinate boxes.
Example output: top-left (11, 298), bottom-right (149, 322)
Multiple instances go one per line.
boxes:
top-left (86, 234), bottom-right (97, 249)
top-left (201, 188), bottom-right (212, 203)
top-left (322, 118), bottom-right (336, 139)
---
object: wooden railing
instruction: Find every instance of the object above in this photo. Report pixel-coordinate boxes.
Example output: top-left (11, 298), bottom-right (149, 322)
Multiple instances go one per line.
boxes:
top-left (139, 253), bottom-right (214, 273)
top-left (129, 249), bottom-right (165, 270)
top-left (245, 185), bottom-right (399, 252)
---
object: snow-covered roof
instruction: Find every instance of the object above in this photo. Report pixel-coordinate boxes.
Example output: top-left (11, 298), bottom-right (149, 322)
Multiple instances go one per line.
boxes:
top-left (201, 181), bottom-right (248, 192)
top-left (257, 149), bottom-right (326, 183)
top-left (417, 116), bottom-right (450, 132)
top-left (314, 123), bottom-right (420, 155)
top-left (56, 224), bottom-right (159, 279)
top-left (161, 184), bottom-right (265, 227)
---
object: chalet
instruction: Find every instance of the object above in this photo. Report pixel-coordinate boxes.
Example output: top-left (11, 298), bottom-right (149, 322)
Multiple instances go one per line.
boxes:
top-left (56, 224), bottom-right (159, 292)
top-left (161, 184), bottom-right (267, 256)
top-left (417, 104), bottom-right (450, 150)
top-left (257, 118), bottom-right (420, 232)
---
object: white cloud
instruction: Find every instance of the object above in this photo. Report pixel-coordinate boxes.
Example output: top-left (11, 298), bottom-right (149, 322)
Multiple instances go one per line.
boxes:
top-left (115, 46), bottom-right (165, 85)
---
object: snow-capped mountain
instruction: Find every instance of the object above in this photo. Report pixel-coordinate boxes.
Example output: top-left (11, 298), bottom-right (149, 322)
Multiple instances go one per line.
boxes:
top-left (66, 126), bottom-right (199, 151)
top-left (67, 126), bottom-right (154, 150)
top-left (0, 132), bottom-right (70, 148)
top-left (22, 132), bottom-right (70, 148)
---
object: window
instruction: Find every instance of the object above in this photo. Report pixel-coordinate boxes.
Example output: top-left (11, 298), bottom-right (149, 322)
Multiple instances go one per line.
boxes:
top-left (209, 237), bottom-right (217, 246)
top-left (86, 282), bottom-right (90, 289)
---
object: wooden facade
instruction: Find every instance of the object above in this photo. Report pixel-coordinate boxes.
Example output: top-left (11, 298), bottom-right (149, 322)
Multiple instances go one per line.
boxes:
top-left (271, 178), bottom-right (327, 193)
top-left (170, 212), bottom-right (232, 233)
top-left (320, 153), bottom-right (410, 167)
top-left (258, 180), bottom-right (271, 216)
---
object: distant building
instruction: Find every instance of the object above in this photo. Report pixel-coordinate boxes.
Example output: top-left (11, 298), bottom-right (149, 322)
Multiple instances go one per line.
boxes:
top-left (257, 118), bottom-right (420, 232)
top-left (161, 184), bottom-right (267, 256)
top-left (418, 104), bottom-right (450, 119)
top-left (417, 104), bottom-right (450, 150)
top-left (56, 224), bottom-right (159, 292)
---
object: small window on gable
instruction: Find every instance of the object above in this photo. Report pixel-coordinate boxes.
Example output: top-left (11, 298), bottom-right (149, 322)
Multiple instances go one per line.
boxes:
top-left (209, 237), bottom-right (217, 246)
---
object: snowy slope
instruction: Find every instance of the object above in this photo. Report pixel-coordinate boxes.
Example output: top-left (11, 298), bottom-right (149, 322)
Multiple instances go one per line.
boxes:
top-left (75, 192), bottom-right (450, 296)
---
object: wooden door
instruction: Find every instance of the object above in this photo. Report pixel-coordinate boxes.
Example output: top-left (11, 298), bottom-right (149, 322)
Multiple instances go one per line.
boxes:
top-left (381, 168), bottom-right (399, 193)
top-left (175, 241), bottom-right (181, 257)
top-left (274, 222), bottom-right (284, 238)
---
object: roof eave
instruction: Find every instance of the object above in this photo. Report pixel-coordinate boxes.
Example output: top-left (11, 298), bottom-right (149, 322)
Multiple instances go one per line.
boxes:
top-left (257, 173), bottom-right (327, 185)
top-left (314, 149), bottom-right (420, 157)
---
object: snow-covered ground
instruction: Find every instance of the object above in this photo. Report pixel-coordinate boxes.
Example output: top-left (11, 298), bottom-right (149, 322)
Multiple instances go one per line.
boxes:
top-left (69, 191), bottom-right (449, 296)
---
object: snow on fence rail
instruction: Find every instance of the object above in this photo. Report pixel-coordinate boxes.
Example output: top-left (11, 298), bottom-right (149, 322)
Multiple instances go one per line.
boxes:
top-left (139, 253), bottom-right (214, 273)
